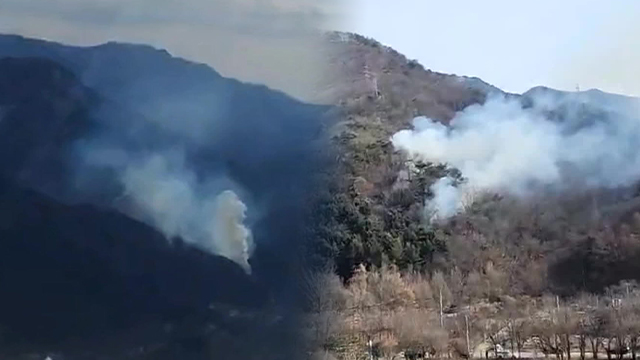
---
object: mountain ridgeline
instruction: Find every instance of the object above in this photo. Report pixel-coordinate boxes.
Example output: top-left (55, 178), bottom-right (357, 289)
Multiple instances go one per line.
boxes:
top-left (320, 32), bottom-right (640, 296)
top-left (307, 33), bottom-right (640, 360)
top-left (4, 30), bottom-right (640, 359)
top-left (0, 34), bottom-right (333, 358)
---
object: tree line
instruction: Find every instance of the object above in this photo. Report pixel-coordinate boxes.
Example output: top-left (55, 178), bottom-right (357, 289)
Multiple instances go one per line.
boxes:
top-left (305, 265), bottom-right (640, 360)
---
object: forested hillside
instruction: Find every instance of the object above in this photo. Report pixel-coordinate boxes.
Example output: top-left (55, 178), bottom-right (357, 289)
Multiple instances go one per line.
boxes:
top-left (3, 29), bottom-right (640, 360)
top-left (0, 34), bottom-right (330, 359)
top-left (308, 32), bottom-right (640, 360)
top-left (315, 32), bottom-right (491, 277)
top-left (318, 32), bottom-right (640, 293)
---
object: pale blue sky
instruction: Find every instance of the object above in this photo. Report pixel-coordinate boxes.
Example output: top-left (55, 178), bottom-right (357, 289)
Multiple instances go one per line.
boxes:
top-left (345, 0), bottom-right (640, 96)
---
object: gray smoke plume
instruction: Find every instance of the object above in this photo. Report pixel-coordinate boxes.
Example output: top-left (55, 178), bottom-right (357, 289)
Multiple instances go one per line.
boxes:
top-left (209, 190), bottom-right (253, 273)
top-left (391, 90), bottom-right (640, 222)
top-left (82, 146), bottom-right (254, 272)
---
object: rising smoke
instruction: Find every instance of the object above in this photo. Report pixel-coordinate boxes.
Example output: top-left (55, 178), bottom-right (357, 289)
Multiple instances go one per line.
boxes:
top-left (79, 145), bottom-right (255, 272)
top-left (392, 90), bottom-right (640, 222)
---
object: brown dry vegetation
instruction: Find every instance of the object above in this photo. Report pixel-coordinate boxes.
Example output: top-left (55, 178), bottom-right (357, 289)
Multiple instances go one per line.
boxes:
top-left (308, 33), bottom-right (640, 360)
top-left (312, 32), bottom-right (495, 277)
top-left (305, 265), bottom-right (640, 360)
top-left (315, 32), bottom-right (640, 289)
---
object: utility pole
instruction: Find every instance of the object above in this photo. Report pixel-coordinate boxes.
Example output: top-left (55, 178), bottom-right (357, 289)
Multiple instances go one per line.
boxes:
top-left (363, 63), bottom-right (380, 98)
top-left (465, 314), bottom-right (471, 358)
top-left (554, 296), bottom-right (560, 355)
top-left (439, 286), bottom-right (444, 328)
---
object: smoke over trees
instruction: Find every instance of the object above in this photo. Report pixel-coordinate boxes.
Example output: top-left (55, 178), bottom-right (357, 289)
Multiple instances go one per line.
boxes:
top-left (303, 33), bottom-right (640, 360)
top-left (0, 34), bottom-right (336, 359)
top-left (0, 33), bottom-right (336, 284)
top-left (392, 91), bottom-right (640, 222)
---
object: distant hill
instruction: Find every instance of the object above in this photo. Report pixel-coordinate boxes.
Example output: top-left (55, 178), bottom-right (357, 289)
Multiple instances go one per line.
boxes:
top-left (0, 34), bottom-right (330, 204)
top-left (0, 34), bottom-right (332, 281)
top-left (310, 33), bottom-right (640, 360)
top-left (523, 86), bottom-right (640, 108)
top-left (0, 34), bottom-right (332, 358)
top-left (318, 31), bottom-right (640, 293)
top-left (6, 29), bottom-right (640, 358)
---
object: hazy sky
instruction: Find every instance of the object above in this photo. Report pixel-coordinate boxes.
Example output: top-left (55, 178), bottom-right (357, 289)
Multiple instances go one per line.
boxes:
top-left (346, 0), bottom-right (640, 96)
top-left (0, 0), bottom-right (344, 101)
top-left (4, 1), bottom-right (640, 99)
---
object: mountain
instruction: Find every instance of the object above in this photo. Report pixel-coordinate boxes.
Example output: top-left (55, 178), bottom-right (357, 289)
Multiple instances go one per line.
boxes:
top-left (0, 56), bottom-right (108, 200)
top-left (310, 34), bottom-right (640, 360)
top-left (0, 35), bottom-right (332, 291)
top-left (523, 85), bottom-right (640, 109)
top-left (0, 34), bottom-right (332, 358)
top-left (0, 177), bottom-right (300, 360)
top-left (0, 57), bottom-right (91, 184)
top-left (323, 32), bottom-right (494, 124)
top-left (317, 32), bottom-right (499, 276)
top-left (0, 176), bottom-right (264, 347)
top-left (0, 33), bottom-right (329, 202)
top-left (0, 33), bottom-right (327, 146)
top-left (0, 55), bottom-right (190, 203)
top-left (318, 31), bottom-right (640, 295)
top-left (521, 85), bottom-right (640, 130)
top-left (6, 29), bottom-right (640, 358)
top-left (0, 32), bottom-right (332, 268)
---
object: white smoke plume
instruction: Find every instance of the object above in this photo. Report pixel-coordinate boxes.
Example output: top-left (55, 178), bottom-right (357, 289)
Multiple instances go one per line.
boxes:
top-left (209, 190), bottom-right (253, 274)
top-left (391, 92), bottom-right (640, 222)
top-left (424, 177), bottom-right (466, 221)
top-left (87, 148), bottom-right (254, 273)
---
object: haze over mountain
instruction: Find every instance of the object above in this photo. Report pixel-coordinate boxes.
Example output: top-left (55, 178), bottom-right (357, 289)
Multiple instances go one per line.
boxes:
top-left (0, 33), bottom-right (330, 266)
top-left (320, 32), bottom-right (640, 290)
top-left (393, 85), bottom-right (640, 221)
top-left (0, 33), bottom-right (333, 359)
top-left (0, 0), bottom-right (343, 102)
top-left (4, 29), bottom-right (640, 360)
top-left (311, 31), bottom-right (640, 360)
